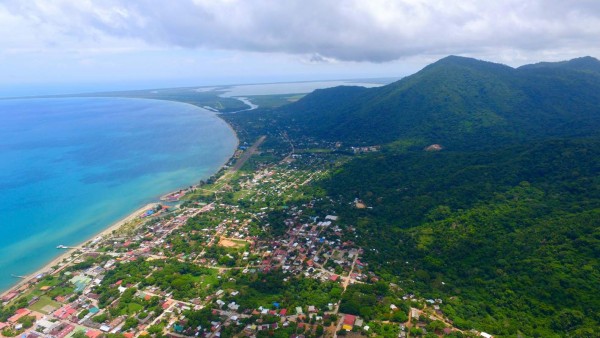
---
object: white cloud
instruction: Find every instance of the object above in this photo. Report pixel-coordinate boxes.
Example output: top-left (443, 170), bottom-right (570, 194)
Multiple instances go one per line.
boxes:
top-left (1, 0), bottom-right (599, 63)
top-left (1, 0), bottom-right (600, 94)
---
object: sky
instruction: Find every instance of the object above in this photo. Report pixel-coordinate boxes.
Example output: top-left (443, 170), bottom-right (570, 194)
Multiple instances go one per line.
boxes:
top-left (1, 0), bottom-right (600, 96)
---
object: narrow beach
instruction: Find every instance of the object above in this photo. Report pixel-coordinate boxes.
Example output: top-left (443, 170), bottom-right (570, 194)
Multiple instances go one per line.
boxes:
top-left (0, 98), bottom-right (239, 298)
top-left (0, 203), bottom-right (157, 299)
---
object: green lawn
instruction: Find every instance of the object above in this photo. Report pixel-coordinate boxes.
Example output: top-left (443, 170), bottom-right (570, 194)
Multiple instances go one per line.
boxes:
top-left (47, 286), bottom-right (75, 298)
top-left (29, 296), bottom-right (61, 314)
top-left (125, 303), bottom-right (144, 315)
top-left (243, 94), bottom-right (305, 108)
top-left (196, 269), bottom-right (219, 289)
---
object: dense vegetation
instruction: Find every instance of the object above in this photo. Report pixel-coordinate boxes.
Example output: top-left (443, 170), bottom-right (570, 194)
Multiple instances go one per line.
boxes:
top-left (266, 56), bottom-right (600, 149)
top-left (227, 56), bottom-right (600, 336)
top-left (322, 140), bottom-right (600, 336)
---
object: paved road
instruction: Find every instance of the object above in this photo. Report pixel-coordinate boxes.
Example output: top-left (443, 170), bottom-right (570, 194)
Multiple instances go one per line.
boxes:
top-left (231, 136), bottom-right (266, 172)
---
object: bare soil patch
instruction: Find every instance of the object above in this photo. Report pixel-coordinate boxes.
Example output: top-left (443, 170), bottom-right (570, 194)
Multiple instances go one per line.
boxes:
top-left (218, 237), bottom-right (246, 248)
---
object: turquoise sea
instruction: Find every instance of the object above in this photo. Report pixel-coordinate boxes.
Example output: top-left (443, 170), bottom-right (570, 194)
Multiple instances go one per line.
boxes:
top-left (0, 97), bottom-right (237, 291)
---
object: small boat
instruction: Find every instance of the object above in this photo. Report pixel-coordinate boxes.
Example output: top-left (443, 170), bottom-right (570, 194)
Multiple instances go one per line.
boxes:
top-left (56, 245), bottom-right (68, 249)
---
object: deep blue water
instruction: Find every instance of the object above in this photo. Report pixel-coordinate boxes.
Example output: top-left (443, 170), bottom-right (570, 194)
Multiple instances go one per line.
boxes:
top-left (0, 97), bottom-right (237, 291)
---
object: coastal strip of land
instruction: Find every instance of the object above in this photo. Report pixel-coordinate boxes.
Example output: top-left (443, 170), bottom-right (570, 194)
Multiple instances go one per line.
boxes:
top-left (0, 131), bottom-right (261, 298)
top-left (0, 203), bottom-right (157, 299)
top-left (0, 131), bottom-right (475, 338)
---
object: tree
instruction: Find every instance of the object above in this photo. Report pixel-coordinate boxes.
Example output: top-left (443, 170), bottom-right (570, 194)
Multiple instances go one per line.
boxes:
top-left (17, 315), bottom-right (35, 329)
top-left (426, 320), bottom-right (445, 333)
top-left (553, 309), bottom-right (584, 332)
top-left (92, 313), bottom-right (108, 323)
top-left (391, 310), bottom-right (408, 323)
top-left (148, 324), bottom-right (164, 335)
top-left (123, 317), bottom-right (139, 331)
top-left (315, 325), bottom-right (324, 336)
top-left (78, 309), bottom-right (90, 319)
top-left (72, 330), bottom-right (87, 338)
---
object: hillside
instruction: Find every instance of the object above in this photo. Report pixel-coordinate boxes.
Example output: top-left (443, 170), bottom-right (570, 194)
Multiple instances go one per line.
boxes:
top-left (319, 139), bottom-right (600, 336)
top-left (272, 55), bottom-right (600, 150)
top-left (226, 55), bottom-right (600, 336)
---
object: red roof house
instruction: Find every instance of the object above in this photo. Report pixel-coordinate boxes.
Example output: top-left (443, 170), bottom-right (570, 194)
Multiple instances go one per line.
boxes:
top-left (86, 330), bottom-right (102, 338)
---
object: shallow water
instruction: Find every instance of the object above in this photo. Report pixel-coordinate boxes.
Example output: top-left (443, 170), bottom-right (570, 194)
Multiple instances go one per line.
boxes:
top-left (0, 97), bottom-right (237, 291)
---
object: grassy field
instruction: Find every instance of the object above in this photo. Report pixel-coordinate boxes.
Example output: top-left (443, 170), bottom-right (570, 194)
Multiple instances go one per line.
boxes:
top-left (29, 296), bottom-right (61, 314)
top-left (244, 94), bottom-right (305, 108)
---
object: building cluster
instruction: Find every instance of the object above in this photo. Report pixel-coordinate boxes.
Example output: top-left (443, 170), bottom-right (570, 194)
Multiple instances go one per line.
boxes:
top-left (0, 148), bottom-right (480, 338)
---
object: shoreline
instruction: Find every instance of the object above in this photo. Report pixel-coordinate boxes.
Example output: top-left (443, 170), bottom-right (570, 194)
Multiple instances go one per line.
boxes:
top-left (0, 102), bottom-right (240, 300)
top-left (0, 203), bottom-right (157, 299)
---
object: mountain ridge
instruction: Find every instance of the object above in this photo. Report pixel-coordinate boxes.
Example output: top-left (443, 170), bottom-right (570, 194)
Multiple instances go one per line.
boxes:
top-left (273, 55), bottom-right (600, 150)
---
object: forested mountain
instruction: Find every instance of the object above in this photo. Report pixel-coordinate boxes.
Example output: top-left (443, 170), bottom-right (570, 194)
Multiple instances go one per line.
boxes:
top-left (273, 55), bottom-right (600, 150)
top-left (230, 56), bottom-right (600, 336)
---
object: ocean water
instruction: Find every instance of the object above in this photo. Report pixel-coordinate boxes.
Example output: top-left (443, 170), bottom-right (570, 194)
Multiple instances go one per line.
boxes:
top-left (0, 97), bottom-right (237, 291)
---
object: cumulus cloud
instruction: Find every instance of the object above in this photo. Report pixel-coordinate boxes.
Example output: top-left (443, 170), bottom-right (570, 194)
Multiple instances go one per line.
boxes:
top-left (1, 0), bottom-right (600, 63)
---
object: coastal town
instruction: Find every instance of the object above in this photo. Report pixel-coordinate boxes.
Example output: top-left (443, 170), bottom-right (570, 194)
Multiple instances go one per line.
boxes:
top-left (0, 136), bottom-right (488, 338)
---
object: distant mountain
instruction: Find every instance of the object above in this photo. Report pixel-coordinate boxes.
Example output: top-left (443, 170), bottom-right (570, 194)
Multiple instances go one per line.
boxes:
top-left (519, 55), bottom-right (600, 74)
top-left (274, 55), bottom-right (600, 149)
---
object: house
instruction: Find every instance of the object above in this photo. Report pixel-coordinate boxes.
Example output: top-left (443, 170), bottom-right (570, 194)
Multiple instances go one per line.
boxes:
top-left (53, 306), bottom-right (76, 320)
top-left (411, 308), bottom-right (420, 320)
top-left (86, 330), bottom-right (102, 338)
top-left (480, 333), bottom-right (493, 338)
top-left (8, 308), bottom-right (31, 323)
top-left (70, 275), bottom-right (92, 292)
top-left (36, 318), bottom-right (57, 333)
top-left (173, 324), bottom-right (184, 333)
top-left (342, 314), bottom-right (356, 330)
top-left (56, 324), bottom-right (75, 338)
top-left (1, 292), bottom-right (18, 302)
